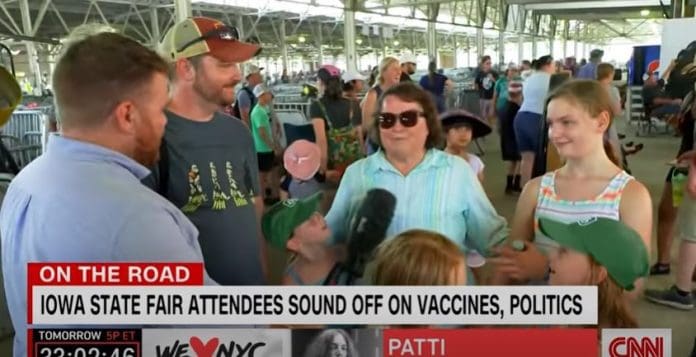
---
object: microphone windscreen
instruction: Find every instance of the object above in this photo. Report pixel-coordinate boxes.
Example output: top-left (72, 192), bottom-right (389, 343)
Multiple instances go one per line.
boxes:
top-left (347, 188), bottom-right (397, 265)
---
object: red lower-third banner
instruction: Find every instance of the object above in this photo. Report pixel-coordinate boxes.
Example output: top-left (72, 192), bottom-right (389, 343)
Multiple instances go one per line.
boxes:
top-left (383, 328), bottom-right (598, 357)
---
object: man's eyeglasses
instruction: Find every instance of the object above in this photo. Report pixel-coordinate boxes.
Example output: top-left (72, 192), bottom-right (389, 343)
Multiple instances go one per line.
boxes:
top-left (378, 110), bottom-right (423, 129)
top-left (177, 26), bottom-right (240, 53)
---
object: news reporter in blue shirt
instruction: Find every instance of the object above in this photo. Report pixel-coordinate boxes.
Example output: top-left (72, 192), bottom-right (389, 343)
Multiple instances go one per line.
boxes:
top-left (0, 32), bottom-right (213, 357)
top-left (325, 83), bottom-right (509, 275)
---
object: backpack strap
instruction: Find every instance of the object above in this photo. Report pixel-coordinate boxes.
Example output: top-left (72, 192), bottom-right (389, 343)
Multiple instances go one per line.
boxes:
top-left (243, 86), bottom-right (256, 108)
top-left (314, 98), bottom-right (333, 130)
top-left (157, 137), bottom-right (169, 196)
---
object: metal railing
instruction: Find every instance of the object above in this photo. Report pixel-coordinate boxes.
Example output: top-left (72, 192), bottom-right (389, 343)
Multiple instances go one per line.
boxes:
top-left (0, 108), bottom-right (48, 169)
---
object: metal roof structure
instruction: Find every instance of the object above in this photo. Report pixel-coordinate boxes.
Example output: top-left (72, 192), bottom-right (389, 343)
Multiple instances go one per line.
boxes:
top-left (0, 0), bottom-right (690, 87)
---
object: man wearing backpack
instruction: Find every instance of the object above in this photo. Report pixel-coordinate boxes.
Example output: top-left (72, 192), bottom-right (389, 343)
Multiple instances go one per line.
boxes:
top-left (234, 64), bottom-right (264, 127)
top-left (149, 17), bottom-right (267, 285)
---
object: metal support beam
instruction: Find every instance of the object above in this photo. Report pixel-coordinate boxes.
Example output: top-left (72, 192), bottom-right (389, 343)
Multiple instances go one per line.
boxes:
top-left (498, 29), bottom-right (504, 65)
top-left (174, 0), bottom-right (191, 22)
top-left (344, 10), bottom-right (357, 71)
top-left (426, 3), bottom-right (438, 63)
top-left (562, 19), bottom-right (569, 60)
top-left (49, 1), bottom-right (69, 34)
top-left (476, 27), bottom-right (484, 60)
top-left (574, 22), bottom-right (579, 57)
top-left (532, 35), bottom-right (537, 58)
top-left (236, 14), bottom-right (244, 41)
top-left (19, 0), bottom-right (41, 94)
top-left (32, 0), bottom-right (50, 36)
top-left (316, 22), bottom-right (324, 66)
top-left (279, 19), bottom-right (288, 71)
top-left (149, 6), bottom-right (159, 47)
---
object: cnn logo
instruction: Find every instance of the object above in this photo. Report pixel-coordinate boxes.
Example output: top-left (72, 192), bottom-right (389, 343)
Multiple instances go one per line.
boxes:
top-left (602, 329), bottom-right (671, 357)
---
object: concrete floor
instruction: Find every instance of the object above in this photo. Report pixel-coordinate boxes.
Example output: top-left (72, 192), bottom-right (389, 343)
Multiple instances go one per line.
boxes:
top-left (1, 118), bottom-right (694, 356)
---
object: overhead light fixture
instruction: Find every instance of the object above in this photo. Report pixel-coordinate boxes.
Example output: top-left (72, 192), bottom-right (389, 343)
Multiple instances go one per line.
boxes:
top-left (640, 9), bottom-right (650, 16)
top-left (356, 38), bottom-right (363, 45)
top-left (393, 40), bottom-right (400, 46)
top-left (298, 36), bottom-right (306, 43)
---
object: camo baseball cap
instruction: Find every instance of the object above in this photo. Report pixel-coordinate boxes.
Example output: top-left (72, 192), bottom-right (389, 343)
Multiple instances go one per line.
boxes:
top-left (159, 17), bottom-right (261, 63)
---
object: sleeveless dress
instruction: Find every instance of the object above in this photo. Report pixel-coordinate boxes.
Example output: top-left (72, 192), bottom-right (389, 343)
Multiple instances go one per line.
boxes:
top-left (533, 170), bottom-right (634, 254)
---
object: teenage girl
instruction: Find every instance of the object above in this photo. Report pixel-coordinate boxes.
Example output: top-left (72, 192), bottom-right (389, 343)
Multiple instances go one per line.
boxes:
top-left (492, 80), bottom-right (652, 295)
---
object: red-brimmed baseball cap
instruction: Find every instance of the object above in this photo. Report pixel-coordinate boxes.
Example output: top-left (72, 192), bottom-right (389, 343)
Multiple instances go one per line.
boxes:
top-left (159, 17), bottom-right (261, 63)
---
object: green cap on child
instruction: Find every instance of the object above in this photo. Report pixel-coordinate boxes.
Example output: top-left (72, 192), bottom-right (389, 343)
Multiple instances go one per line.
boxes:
top-left (538, 217), bottom-right (649, 291)
top-left (261, 192), bottom-right (322, 249)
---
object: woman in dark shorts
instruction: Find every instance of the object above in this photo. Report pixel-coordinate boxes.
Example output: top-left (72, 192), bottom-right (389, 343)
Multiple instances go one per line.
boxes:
top-left (499, 80), bottom-right (523, 194)
top-left (653, 103), bottom-right (694, 275)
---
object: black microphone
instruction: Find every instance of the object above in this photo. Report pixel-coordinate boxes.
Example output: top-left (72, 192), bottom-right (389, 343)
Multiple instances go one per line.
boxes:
top-left (345, 188), bottom-right (397, 280)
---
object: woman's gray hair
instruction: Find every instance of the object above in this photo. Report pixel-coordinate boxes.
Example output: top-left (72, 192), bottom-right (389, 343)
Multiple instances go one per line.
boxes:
top-left (303, 329), bottom-right (357, 357)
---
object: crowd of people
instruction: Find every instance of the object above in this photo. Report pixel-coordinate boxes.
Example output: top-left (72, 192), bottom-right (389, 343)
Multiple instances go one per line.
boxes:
top-left (1, 15), bottom-right (696, 357)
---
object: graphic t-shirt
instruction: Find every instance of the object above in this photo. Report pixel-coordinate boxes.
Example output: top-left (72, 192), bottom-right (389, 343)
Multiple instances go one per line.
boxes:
top-left (144, 110), bottom-right (264, 285)
top-left (475, 70), bottom-right (498, 99)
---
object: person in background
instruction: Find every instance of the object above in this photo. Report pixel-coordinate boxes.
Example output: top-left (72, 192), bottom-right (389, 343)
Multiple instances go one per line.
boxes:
top-left (474, 55), bottom-right (498, 125)
top-left (514, 55), bottom-right (553, 188)
top-left (362, 57), bottom-right (401, 153)
top-left (499, 80), bottom-right (523, 194)
top-left (150, 17), bottom-right (267, 285)
top-left (651, 85), bottom-right (696, 276)
top-left (419, 61), bottom-right (452, 114)
top-left (280, 139), bottom-right (322, 200)
top-left (645, 164), bottom-right (696, 310)
top-left (251, 83), bottom-right (279, 204)
top-left (492, 81), bottom-right (652, 296)
top-left (441, 110), bottom-right (492, 182)
top-left (310, 65), bottom-right (362, 211)
top-left (596, 63), bottom-right (623, 163)
top-left (342, 70), bottom-right (366, 102)
top-left (400, 53), bottom-right (417, 82)
top-left (576, 48), bottom-right (604, 80)
top-left (539, 217), bottom-right (649, 327)
top-left (643, 72), bottom-right (682, 112)
top-left (492, 65), bottom-right (519, 119)
top-left (235, 64), bottom-right (264, 127)
top-left (664, 49), bottom-right (696, 101)
top-left (373, 229), bottom-right (467, 286)
top-left (0, 31), bottom-right (214, 357)
top-left (646, 95), bottom-right (696, 304)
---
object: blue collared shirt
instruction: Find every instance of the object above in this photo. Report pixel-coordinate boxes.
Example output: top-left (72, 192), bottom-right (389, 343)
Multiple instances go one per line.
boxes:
top-left (0, 135), bottom-right (209, 357)
top-left (576, 62), bottom-right (597, 80)
top-left (326, 149), bottom-right (509, 257)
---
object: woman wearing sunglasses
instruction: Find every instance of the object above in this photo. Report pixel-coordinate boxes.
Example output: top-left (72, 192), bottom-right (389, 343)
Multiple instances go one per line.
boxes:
top-left (325, 83), bottom-right (509, 283)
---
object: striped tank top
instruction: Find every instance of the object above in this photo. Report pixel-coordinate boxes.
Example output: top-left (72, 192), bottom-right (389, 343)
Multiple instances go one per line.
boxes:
top-left (534, 170), bottom-right (634, 252)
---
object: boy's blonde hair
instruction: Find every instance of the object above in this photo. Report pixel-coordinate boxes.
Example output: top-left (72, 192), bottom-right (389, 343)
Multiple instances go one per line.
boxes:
top-left (372, 229), bottom-right (465, 285)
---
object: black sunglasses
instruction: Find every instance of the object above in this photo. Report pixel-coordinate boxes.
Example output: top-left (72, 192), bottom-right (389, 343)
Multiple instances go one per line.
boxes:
top-left (177, 26), bottom-right (240, 53)
top-left (378, 110), bottom-right (423, 129)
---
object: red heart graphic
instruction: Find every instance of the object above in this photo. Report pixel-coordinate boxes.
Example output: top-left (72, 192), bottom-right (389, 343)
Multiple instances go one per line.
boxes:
top-left (189, 337), bottom-right (219, 357)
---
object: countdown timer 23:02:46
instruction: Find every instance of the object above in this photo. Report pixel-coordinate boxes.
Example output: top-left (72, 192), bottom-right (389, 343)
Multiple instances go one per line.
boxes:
top-left (36, 345), bottom-right (138, 357)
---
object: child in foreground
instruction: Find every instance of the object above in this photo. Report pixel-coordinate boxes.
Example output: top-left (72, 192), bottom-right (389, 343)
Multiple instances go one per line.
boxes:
top-left (372, 229), bottom-right (467, 286)
top-left (538, 217), bottom-right (649, 328)
top-left (262, 192), bottom-right (341, 285)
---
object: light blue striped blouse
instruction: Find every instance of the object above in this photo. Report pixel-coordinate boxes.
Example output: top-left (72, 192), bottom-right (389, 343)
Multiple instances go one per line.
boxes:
top-left (325, 149), bottom-right (509, 257)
